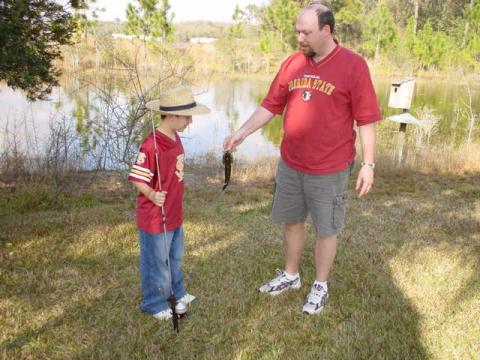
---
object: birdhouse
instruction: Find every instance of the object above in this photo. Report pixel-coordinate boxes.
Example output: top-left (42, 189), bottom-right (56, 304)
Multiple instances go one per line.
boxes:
top-left (388, 77), bottom-right (415, 110)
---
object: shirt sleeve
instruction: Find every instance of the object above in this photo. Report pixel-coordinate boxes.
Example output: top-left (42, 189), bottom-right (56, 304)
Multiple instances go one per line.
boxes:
top-left (128, 141), bottom-right (155, 185)
top-left (261, 61), bottom-right (290, 115)
top-left (350, 60), bottom-right (383, 126)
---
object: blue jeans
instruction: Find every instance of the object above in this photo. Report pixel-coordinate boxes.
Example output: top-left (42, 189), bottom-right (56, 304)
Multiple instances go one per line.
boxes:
top-left (139, 227), bottom-right (187, 314)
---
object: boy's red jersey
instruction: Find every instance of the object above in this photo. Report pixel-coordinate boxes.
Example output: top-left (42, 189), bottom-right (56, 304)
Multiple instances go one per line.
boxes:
top-left (128, 130), bottom-right (185, 233)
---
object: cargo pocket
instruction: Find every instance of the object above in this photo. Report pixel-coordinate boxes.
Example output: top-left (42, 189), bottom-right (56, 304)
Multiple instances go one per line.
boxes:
top-left (332, 193), bottom-right (348, 230)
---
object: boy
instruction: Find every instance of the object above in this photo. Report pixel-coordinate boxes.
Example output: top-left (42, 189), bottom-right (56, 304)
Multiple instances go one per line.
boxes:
top-left (128, 86), bottom-right (210, 320)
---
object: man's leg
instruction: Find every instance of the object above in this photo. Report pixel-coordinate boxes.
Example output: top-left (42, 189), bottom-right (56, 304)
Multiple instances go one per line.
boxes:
top-left (284, 222), bottom-right (305, 275)
top-left (303, 165), bottom-right (351, 314)
top-left (314, 235), bottom-right (337, 282)
top-left (258, 223), bottom-right (304, 296)
top-left (259, 160), bottom-right (306, 295)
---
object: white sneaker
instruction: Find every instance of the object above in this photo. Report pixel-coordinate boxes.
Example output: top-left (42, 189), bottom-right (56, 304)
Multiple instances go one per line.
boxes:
top-left (302, 283), bottom-right (329, 315)
top-left (258, 269), bottom-right (301, 296)
top-left (152, 308), bottom-right (173, 321)
top-left (177, 293), bottom-right (196, 305)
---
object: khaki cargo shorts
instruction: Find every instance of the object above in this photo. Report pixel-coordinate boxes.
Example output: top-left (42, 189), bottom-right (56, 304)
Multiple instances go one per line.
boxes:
top-left (272, 159), bottom-right (353, 237)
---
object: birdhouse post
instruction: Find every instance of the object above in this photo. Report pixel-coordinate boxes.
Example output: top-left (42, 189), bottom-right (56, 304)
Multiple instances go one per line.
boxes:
top-left (387, 77), bottom-right (419, 165)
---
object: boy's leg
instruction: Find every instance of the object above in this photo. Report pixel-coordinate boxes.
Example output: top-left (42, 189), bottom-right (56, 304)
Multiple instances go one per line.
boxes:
top-left (139, 230), bottom-right (173, 315)
top-left (169, 227), bottom-right (187, 300)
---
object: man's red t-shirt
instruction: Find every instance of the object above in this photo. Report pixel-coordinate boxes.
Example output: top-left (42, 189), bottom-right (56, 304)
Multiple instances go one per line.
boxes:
top-left (128, 130), bottom-right (185, 233)
top-left (261, 44), bottom-right (382, 174)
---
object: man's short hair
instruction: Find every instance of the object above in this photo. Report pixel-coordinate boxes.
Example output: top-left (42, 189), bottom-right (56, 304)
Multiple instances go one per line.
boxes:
top-left (307, 2), bottom-right (335, 34)
top-left (317, 10), bottom-right (335, 33)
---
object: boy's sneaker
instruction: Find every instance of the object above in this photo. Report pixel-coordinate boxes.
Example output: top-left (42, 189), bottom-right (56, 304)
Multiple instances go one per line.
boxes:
top-left (302, 283), bottom-right (329, 315)
top-left (258, 269), bottom-right (301, 296)
top-left (152, 309), bottom-right (173, 321)
top-left (177, 293), bottom-right (196, 305)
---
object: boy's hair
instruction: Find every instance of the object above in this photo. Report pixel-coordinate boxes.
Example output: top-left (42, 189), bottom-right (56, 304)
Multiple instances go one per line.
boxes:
top-left (161, 115), bottom-right (167, 120)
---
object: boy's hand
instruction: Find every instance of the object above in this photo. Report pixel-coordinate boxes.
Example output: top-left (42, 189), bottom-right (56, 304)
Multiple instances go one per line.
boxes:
top-left (148, 191), bottom-right (168, 207)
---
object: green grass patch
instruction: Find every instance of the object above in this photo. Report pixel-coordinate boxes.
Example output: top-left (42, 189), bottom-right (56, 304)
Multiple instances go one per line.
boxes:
top-left (0, 184), bottom-right (101, 215)
top-left (471, 188), bottom-right (480, 199)
top-left (1, 169), bottom-right (479, 359)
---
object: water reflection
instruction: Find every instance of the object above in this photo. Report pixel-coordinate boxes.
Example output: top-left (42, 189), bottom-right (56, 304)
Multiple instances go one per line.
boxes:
top-left (1, 78), bottom-right (479, 166)
top-left (183, 80), bottom-right (279, 162)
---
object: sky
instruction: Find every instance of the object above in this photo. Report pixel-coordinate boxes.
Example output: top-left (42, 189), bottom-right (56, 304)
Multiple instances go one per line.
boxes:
top-left (92, 0), bottom-right (266, 23)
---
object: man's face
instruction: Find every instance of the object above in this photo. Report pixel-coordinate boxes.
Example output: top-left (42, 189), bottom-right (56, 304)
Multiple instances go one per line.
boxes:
top-left (295, 9), bottom-right (328, 57)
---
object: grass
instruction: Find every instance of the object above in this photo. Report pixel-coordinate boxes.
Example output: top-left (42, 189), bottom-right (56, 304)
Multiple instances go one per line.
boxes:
top-left (1, 158), bottom-right (479, 359)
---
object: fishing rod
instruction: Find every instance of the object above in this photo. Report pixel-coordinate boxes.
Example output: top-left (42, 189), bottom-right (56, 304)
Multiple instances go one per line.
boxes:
top-left (150, 112), bottom-right (180, 332)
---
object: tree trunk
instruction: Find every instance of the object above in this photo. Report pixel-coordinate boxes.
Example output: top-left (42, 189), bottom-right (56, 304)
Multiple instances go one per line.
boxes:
top-left (464, 76), bottom-right (476, 147)
top-left (95, 41), bottom-right (100, 69)
top-left (372, 33), bottom-right (380, 78)
top-left (461, 0), bottom-right (474, 49)
top-left (413, 0), bottom-right (419, 34)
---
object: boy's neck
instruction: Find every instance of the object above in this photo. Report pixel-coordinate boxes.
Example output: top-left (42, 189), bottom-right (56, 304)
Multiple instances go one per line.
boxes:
top-left (156, 123), bottom-right (177, 140)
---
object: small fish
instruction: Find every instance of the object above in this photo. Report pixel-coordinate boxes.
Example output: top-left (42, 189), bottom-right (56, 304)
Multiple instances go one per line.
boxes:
top-left (221, 151), bottom-right (233, 192)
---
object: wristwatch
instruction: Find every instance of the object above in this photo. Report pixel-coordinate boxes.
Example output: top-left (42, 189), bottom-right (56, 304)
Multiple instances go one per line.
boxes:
top-left (361, 161), bottom-right (375, 169)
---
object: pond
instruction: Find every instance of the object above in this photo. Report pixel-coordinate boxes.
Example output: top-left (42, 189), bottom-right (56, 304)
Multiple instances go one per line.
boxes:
top-left (1, 76), bottom-right (479, 167)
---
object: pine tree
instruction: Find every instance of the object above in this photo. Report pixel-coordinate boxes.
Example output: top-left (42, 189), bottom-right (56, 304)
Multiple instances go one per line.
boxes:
top-left (0, 0), bottom-right (76, 100)
top-left (125, 0), bottom-right (174, 43)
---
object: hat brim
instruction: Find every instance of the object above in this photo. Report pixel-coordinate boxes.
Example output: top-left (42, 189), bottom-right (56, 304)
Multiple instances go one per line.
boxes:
top-left (145, 100), bottom-right (211, 116)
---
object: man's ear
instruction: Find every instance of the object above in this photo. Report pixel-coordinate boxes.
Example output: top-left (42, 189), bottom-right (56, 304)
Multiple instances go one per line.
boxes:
top-left (321, 24), bottom-right (332, 34)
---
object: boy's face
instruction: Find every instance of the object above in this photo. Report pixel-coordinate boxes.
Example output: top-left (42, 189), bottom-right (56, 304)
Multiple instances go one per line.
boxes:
top-left (166, 115), bottom-right (193, 132)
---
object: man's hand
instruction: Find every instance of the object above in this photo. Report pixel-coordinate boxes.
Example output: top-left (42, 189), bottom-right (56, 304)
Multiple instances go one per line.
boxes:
top-left (355, 166), bottom-right (374, 197)
top-left (148, 191), bottom-right (168, 207)
top-left (223, 107), bottom-right (275, 151)
top-left (223, 131), bottom-right (245, 151)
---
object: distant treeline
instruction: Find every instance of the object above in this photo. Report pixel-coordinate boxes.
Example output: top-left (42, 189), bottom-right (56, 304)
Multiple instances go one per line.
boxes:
top-left (91, 0), bottom-right (479, 73)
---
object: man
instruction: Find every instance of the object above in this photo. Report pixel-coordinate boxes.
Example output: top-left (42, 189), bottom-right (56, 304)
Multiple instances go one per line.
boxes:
top-left (223, 2), bottom-right (382, 315)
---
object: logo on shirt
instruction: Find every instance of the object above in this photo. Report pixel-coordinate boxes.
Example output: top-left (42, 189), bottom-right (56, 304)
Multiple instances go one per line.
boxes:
top-left (175, 154), bottom-right (184, 182)
top-left (302, 90), bottom-right (312, 102)
top-left (136, 152), bottom-right (146, 164)
top-left (288, 77), bottom-right (336, 96)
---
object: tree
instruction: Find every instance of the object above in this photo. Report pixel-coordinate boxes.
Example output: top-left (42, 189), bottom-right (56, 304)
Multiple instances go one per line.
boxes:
top-left (125, 0), bottom-right (174, 43)
top-left (222, 5), bottom-right (246, 71)
top-left (335, 0), bottom-right (365, 45)
top-left (459, 0), bottom-right (480, 71)
top-left (0, 0), bottom-right (75, 100)
top-left (259, 0), bottom-right (301, 51)
top-left (363, 2), bottom-right (398, 65)
top-left (228, 5), bottom-right (245, 39)
top-left (412, 20), bottom-right (450, 69)
top-left (71, 0), bottom-right (101, 42)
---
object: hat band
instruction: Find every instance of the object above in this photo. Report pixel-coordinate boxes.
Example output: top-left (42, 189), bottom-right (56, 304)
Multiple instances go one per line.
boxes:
top-left (159, 102), bottom-right (197, 112)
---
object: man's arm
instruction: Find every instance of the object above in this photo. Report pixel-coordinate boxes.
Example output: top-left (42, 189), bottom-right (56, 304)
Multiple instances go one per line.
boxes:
top-left (223, 106), bottom-right (276, 151)
top-left (356, 122), bottom-right (376, 197)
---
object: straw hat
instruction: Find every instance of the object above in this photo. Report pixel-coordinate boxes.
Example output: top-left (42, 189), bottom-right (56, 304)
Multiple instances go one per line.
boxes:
top-left (145, 86), bottom-right (210, 116)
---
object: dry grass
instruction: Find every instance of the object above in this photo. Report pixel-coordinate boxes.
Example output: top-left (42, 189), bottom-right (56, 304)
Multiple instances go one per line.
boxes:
top-left (1, 153), bottom-right (479, 359)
